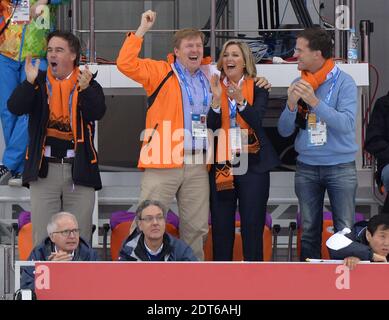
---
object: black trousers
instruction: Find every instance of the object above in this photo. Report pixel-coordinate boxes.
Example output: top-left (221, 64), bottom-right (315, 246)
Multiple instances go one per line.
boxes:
top-left (210, 167), bottom-right (270, 261)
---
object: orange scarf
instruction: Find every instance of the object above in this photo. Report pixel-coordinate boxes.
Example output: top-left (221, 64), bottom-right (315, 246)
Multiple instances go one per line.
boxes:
top-left (301, 58), bottom-right (335, 90)
top-left (215, 77), bottom-right (259, 192)
top-left (46, 67), bottom-right (79, 142)
top-left (297, 58), bottom-right (335, 123)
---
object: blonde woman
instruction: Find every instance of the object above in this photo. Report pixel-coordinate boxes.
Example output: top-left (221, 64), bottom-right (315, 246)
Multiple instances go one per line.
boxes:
top-left (208, 40), bottom-right (279, 261)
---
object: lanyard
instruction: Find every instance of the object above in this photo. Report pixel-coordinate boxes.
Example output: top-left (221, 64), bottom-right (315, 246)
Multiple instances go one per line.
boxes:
top-left (325, 69), bottom-right (341, 104)
top-left (174, 62), bottom-right (208, 108)
top-left (228, 98), bottom-right (237, 120)
top-left (46, 76), bottom-right (77, 130)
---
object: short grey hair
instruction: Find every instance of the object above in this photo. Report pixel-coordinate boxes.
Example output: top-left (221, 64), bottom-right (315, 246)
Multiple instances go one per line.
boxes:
top-left (47, 212), bottom-right (78, 235)
top-left (135, 200), bottom-right (167, 221)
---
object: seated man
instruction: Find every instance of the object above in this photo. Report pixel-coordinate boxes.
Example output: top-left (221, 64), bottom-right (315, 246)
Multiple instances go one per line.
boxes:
top-left (118, 200), bottom-right (198, 261)
top-left (21, 212), bottom-right (98, 290)
top-left (326, 214), bottom-right (389, 270)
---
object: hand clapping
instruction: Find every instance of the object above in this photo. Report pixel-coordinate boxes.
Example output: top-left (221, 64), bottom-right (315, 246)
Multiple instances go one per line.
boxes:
top-left (78, 65), bottom-right (93, 91)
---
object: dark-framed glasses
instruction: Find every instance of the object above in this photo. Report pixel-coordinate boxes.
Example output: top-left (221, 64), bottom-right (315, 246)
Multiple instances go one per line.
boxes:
top-left (139, 215), bottom-right (165, 223)
top-left (52, 228), bottom-right (80, 237)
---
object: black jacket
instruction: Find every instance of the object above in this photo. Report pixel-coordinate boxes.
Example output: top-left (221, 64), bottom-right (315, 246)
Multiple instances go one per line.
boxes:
top-left (327, 222), bottom-right (389, 261)
top-left (7, 70), bottom-right (106, 190)
top-left (365, 92), bottom-right (389, 185)
top-left (20, 236), bottom-right (99, 290)
top-left (207, 85), bottom-right (280, 173)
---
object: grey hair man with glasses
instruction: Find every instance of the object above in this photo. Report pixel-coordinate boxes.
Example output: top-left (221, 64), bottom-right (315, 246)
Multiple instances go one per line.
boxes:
top-left (118, 200), bottom-right (198, 261)
top-left (21, 212), bottom-right (98, 290)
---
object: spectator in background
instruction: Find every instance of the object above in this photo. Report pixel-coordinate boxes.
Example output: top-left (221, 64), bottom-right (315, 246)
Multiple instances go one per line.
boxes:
top-left (277, 27), bottom-right (358, 261)
top-left (21, 212), bottom-right (98, 290)
top-left (365, 92), bottom-right (389, 213)
top-left (0, 0), bottom-right (69, 186)
top-left (118, 200), bottom-right (198, 261)
top-left (8, 31), bottom-right (106, 245)
top-left (327, 214), bottom-right (389, 270)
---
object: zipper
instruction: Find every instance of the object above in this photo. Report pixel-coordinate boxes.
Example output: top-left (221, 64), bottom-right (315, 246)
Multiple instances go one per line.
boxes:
top-left (87, 124), bottom-right (97, 164)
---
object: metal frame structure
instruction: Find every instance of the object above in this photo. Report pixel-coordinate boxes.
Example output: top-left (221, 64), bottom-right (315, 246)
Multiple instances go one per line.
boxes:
top-left (73, 0), bottom-right (346, 63)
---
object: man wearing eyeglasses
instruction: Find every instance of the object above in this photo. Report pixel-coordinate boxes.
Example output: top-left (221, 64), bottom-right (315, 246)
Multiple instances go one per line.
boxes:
top-left (118, 200), bottom-right (198, 261)
top-left (21, 211), bottom-right (98, 290)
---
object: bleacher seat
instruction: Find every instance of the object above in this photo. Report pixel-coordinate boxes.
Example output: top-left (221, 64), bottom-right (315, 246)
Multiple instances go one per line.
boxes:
top-left (17, 211), bottom-right (33, 260)
top-left (204, 212), bottom-right (275, 261)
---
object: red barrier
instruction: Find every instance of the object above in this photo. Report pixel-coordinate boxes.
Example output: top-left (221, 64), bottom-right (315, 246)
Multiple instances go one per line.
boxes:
top-left (34, 262), bottom-right (389, 300)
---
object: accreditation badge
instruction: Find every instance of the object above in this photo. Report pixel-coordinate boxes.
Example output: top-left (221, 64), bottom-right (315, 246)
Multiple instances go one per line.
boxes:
top-left (308, 121), bottom-right (327, 146)
top-left (12, 0), bottom-right (30, 24)
top-left (191, 113), bottom-right (208, 139)
top-left (230, 126), bottom-right (242, 153)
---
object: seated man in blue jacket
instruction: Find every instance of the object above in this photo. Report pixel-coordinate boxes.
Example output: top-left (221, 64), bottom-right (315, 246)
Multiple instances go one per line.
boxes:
top-left (118, 200), bottom-right (198, 261)
top-left (21, 211), bottom-right (98, 290)
top-left (326, 214), bottom-right (389, 270)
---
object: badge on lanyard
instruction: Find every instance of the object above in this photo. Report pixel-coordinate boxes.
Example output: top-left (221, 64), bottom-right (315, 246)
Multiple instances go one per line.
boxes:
top-left (191, 113), bottom-right (208, 139)
top-left (308, 121), bottom-right (327, 146)
top-left (307, 113), bottom-right (317, 129)
top-left (230, 127), bottom-right (242, 154)
top-left (12, 0), bottom-right (30, 24)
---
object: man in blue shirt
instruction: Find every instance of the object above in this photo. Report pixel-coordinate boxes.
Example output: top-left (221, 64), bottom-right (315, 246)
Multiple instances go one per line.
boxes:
top-left (277, 28), bottom-right (358, 261)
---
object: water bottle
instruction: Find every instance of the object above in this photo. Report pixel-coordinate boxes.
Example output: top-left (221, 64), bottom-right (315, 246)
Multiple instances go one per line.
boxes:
top-left (347, 28), bottom-right (359, 64)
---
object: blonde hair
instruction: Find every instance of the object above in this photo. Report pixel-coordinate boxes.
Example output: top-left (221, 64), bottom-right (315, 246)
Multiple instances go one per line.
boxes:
top-left (173, 28), bottom-right (205, 49)
top-left (216, 40), bottom-right (257, 79)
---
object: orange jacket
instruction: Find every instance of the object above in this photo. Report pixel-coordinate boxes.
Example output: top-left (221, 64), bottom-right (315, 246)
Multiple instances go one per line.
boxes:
top-left (117, 33), bottom-right (213, 169)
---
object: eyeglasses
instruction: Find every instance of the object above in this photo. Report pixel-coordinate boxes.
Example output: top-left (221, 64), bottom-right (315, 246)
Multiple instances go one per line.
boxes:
top-left (138, 215), bottom-right (165, 223)
top-left (52, 228), bottom-right (80, 237)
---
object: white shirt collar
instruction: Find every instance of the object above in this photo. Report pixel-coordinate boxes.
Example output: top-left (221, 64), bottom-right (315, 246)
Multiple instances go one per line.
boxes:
top-left (326, 65), bottom-right (339, 81)
top-left (222, 75), bottom-right (245, 87)
top-left (144, 241), bottom-right (164, 256)
top-left (56, 70), bottom-right (74, 81)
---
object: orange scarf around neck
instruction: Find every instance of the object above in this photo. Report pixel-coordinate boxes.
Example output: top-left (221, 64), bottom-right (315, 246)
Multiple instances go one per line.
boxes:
top-left (46, 67), bottom-right (79, 142)
top-left (215, 77), bottom-right (259, 192)
top-left (301, 58), bottom-right (335, 90)
top-left (218, 77), bottom-right (256, 162)
top-left (297, 59), bottom-right (335, 124)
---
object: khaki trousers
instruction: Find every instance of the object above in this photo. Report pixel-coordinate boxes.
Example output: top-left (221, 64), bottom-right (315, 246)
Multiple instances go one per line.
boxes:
top-left (29, 162), bottom-right (95, 245)
top-left (139, 162), bottom-right (210, 260)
